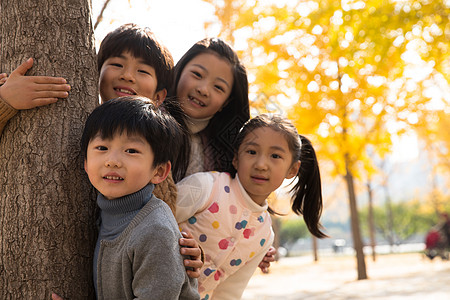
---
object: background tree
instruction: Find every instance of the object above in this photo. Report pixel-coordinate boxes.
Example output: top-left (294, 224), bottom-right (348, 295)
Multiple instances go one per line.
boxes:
top-left (94, 0), bottom-right (113, 30)
top-left (365, 177), bottom-right (377, 261)
top-left (415, 109), bottom-right (450, 212)
top-left (279, 219), bottom-right (308, 249)
top-left (0, 0), bottom-right (98, 298)
top-left (203, 0), bottom-right (449, 280)
top-left (359, 199), bottom-right (435, 244)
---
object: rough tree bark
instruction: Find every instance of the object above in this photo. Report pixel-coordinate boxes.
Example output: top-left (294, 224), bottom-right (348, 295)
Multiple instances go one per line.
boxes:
top-left (0, 0), bottom-right (98, 298)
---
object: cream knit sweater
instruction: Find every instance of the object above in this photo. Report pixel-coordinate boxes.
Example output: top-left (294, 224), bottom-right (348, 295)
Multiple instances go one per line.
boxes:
top-left (0, 97), bottom-right (17, 134)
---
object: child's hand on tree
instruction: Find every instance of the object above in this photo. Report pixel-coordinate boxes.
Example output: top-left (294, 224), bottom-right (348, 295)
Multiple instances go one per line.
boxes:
top-left (51, 292), bottom-right (63, 300)
top-left (0, 73), bottom-right (7, 85)
top-left (0, 58), bottom-right (71, 109)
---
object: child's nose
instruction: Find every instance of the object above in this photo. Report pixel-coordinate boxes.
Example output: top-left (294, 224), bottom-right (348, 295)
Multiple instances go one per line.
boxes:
top-left (196, 82), bottom-right (209, 97)
top-left (105, 160), bottom-right (121, 168)
top-left (254, 155), bottom-right (268, 170)
top-left (105, 154), bottom-right (122, 168)
top-left (120, 68), bottom-right (135, 83)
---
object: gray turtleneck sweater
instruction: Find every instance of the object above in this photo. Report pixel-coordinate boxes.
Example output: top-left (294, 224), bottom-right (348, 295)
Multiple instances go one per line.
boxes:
top-left (93, 184), bottom-right (199, 299)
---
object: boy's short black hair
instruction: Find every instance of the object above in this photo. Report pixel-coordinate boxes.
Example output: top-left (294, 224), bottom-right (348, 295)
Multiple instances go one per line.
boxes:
top-left (81, 96), bottom-right (183, 168)
top-left (97, 23), bottom-right (174, 93)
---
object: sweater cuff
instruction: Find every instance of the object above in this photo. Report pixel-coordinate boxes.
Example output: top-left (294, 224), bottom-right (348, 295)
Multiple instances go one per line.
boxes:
top-left (0, 96), bottom-right (18, 133)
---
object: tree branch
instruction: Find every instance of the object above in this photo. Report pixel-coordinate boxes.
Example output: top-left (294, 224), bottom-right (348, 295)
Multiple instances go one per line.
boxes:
top-left (94, 0), bottom-right (112, 30)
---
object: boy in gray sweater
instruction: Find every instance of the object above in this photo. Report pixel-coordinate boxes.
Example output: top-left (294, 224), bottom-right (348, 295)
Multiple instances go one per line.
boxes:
top-left (80, 96), bottom-right (199, 299)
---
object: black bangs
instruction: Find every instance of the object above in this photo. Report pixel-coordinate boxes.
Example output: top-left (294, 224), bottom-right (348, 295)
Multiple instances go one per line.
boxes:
top-left (81, 96), bottom-right (184, 168)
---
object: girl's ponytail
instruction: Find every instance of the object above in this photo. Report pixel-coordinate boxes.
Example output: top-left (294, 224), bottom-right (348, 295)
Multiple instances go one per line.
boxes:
top-left (291, 135), bottom-right (327, 238)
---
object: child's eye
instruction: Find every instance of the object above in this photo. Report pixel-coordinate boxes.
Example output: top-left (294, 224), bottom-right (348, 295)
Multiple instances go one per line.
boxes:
top-left (215, 85), bottom-right (225, 92)
top-left (246, 150), bottom-right (256, 155)
top-left (95, 146), bottom-right (108, 151)
top-left (138, 69), bottom-right (151, 75)
top-left (125, 149), bottom-right (139, 154)
top-left (191, 71), bottom-right (202, 78)
top-left (111, 63), bottom-right (123, 68)
top-left (271, 153), bottom-right (282, 159)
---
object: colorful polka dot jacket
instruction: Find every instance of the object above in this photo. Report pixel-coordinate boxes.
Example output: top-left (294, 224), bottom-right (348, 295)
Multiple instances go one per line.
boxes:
top-left (176, 172), bottom-right (274, 299)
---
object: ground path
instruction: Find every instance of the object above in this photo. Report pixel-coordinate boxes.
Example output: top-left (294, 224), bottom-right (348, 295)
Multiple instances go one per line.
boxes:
top-left (242, 252), bottom-right (450, 299)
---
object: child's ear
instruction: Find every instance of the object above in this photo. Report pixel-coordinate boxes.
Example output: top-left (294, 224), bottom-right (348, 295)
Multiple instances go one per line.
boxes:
top-left (286, 160), bottom-right (301, 179)
top-left (84, 159), bottom-right (88, 173)
top-left (153, 89), bottom-right (167, 107)
top-left (150, 161), bottom-right (171, 184)
top-left (232, 155), bottom-right (238, 170)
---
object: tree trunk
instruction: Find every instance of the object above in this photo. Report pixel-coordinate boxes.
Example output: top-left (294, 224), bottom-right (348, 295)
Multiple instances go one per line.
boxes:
top-left (0, 0), bottom-right (98, 298)
top-left (311, 236), bottom-right (318, 262)
top-left (272, 216), bottom-right (281, 261)
top-left (383, 181), bottom-right (395, 251)
top-left (367, 180), bottom-right (376, 262)
top-left (344, 157), bottom-right (367, 280)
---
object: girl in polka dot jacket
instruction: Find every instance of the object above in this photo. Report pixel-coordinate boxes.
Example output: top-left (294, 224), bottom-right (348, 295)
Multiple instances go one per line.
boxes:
top-left (175, 114), bottom-right (328, 299)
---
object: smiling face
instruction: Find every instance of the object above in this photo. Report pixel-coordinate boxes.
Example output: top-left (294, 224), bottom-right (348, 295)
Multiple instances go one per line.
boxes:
top-left (233, 127), bottom-right (300, 205)
top-left (98, 51), bottom-right (166, 105)
top-left (84, 131), bottom-right (162, 200)
top-left (176, 52), bottom-right (234, 120)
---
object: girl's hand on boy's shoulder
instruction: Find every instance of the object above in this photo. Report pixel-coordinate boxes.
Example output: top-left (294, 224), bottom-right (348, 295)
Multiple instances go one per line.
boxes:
top-left (0, 58), bottom-right (71, 110)
top-left (179, 230), bottom-right (203, 278)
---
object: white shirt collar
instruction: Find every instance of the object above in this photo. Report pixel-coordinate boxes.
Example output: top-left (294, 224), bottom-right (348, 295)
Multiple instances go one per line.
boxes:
top-left (235, 174), bottom-right (269, 212)
top-left (186, 115), bottom-right (212, 134)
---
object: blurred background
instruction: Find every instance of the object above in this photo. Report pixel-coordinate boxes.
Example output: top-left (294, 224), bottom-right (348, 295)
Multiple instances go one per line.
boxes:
top-left (92, 0), bottom-right (450, 292)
